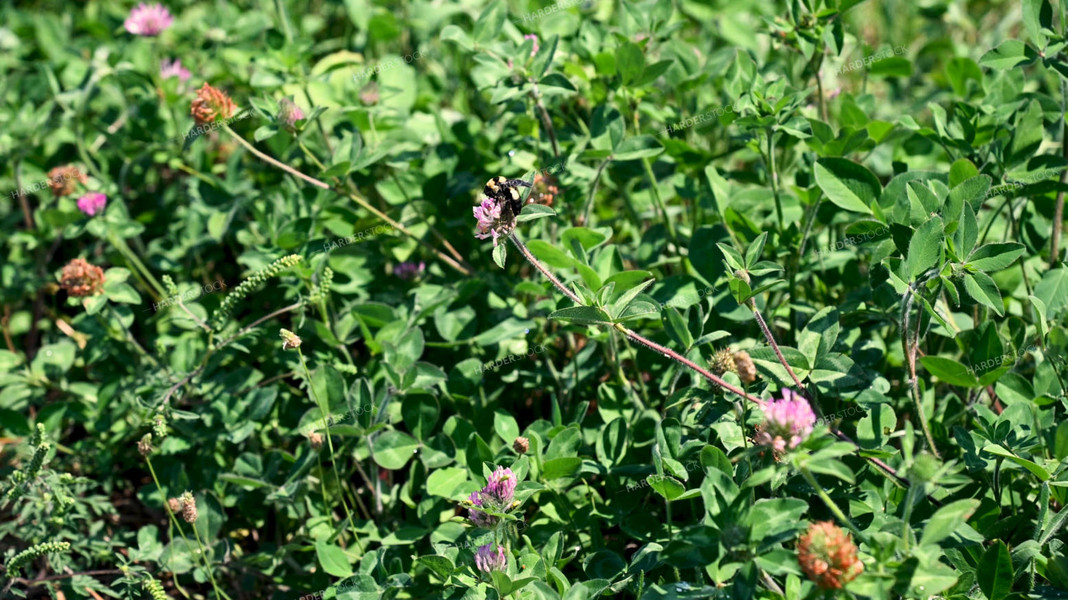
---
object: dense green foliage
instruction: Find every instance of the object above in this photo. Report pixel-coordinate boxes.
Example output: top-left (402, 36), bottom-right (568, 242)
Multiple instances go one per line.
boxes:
top-left (2, 0), bottom-right (1068, 599)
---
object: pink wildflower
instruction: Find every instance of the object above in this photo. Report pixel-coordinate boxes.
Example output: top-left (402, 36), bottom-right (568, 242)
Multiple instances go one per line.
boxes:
top-left (474, 544), bottom-right (507, 574)
top-left (483, 466), bottom-right (517, 506)
top-left (467, 491), bottom-right (498, 528)
top-left (524, 34), bottom-right (539, 57)
top-left (124, 3), bottom-right (173, 36)
top-left (473, 197), bottom-right (505, 246)
top-left (278, 97), bottom-right (305, 131)
top-left (754, 389), bottom-right (817, 452)
top-left (76, 193), bottom-right (107, 217)
top-left (160, 58), bottom-right (191, 83)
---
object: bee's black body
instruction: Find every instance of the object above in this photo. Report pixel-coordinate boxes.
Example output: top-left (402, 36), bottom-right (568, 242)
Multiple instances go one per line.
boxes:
top-left (483, 176), bottom-right (532, 220)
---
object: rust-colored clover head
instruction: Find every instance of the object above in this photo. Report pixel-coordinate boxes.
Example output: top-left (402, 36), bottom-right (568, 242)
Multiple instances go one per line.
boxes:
top-left (798, 521), bottom-right (864, 590)
top-left (190, 83), bottom-right (237, 126)
top-left (529, 171), bottom-right (559, 207)
top-left (48, 166), bottom-right (88, 197)
top-left (60, 258), bottom-right (105, 297)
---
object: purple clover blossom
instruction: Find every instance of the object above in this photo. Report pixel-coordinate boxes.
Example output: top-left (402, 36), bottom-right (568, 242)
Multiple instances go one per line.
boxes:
top-left (483, 466), bottom-right (517, 506)
top-left (467, 491), bottom-right (498, 528)
top-left (393, 261), bottom-right (425, 280)
top-left (754, 389), bottom-right (817, 452)
top-left (124, 3), bottom-right (174, 36)
top-left (473, 197), bottom-right (505, 246)
top-left (160, 58), bottom-right (191, 83)
top-left (474, 544), bottom-right (507, 574)
top-left (278, 97), bottom-right (305, 131)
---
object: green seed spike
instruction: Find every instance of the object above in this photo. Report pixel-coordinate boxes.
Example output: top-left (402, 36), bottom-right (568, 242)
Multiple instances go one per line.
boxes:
top-left (5, 541), bottom-right (71, 576)
top-left (210, 254), bottom-right (303, 330)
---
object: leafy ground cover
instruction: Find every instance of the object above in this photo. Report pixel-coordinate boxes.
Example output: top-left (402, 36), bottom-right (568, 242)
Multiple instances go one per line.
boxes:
top-left (2, 0), bottom-right (1068, 599)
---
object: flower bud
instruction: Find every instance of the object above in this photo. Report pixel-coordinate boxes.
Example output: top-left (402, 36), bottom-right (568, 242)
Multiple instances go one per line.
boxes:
top-left (513, 436), bottom-right (530, 454)
top-left (137, 433), bottom-right (153, 457)
top-left (280, 329), bottom-right (302, 350)
top-left (278, 97), bottom-right (305, 131)
top-left (711, 348), bottom-right (737, 377)
top-left (474, 544), bottom-right (507, 573)
top-left (179, 492), bottom-right (198, 523)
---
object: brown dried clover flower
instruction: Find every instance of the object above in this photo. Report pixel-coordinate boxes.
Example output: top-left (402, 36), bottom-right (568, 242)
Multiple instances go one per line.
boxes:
top-left (280, 329), bottom-right (302, 350)
top-left (529, 172), bottom-right (559, 207)
top-left (190, 82), bottom-right (238, 126)
top-left (48, 166), bottom-right (88, 197)
top-left (179, 491), bottom-right (198, 523)
top-left (513, 436), bottom-right (529, 454)
top-left (797, 521), bottom-right (864, 590)
top-left (60, 258), bottom-right (105, 297)
top-left (137, 434), bottom-right (153, 456)
top-left (733, 351), bottom-right (757, 384)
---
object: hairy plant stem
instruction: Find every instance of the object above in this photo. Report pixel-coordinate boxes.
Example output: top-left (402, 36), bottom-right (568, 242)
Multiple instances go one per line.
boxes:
top-left (529, 82), bottom-right (560, 158)
top-left (190, 521), bottom-right (230, 600)
top-left (641, 157), bottom-right (679, 248)
top-left (162, 302), bottom-right (304, 405)
top-left (507, 232), bottom-right (924, 494)
top-left (581, 158), bottom-right (611, 227)
top-left (747, 299), bottom-right (808, 397)
top-left (766, 129), bottom-right (785, 232)
top-left (296, 347), bottom-right (360, 544)
top-left (142, 456), bottom-right (197, 600)
top-left (223, 125), bottom-right (472, 275)
top-left (507, 234), bottom-right (583, 305)
top-left (799, 465), bottom-right (868, 545)
top-left (901, 483), bottom-right (917, 552)
top-left (107, 232), bottom-right (166, 301)
top-left (902, 283), bottom-right (941, 459)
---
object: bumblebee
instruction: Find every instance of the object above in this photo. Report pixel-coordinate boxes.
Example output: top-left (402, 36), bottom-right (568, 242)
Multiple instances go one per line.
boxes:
top-left (483, 176), bottom-right (532, 220)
